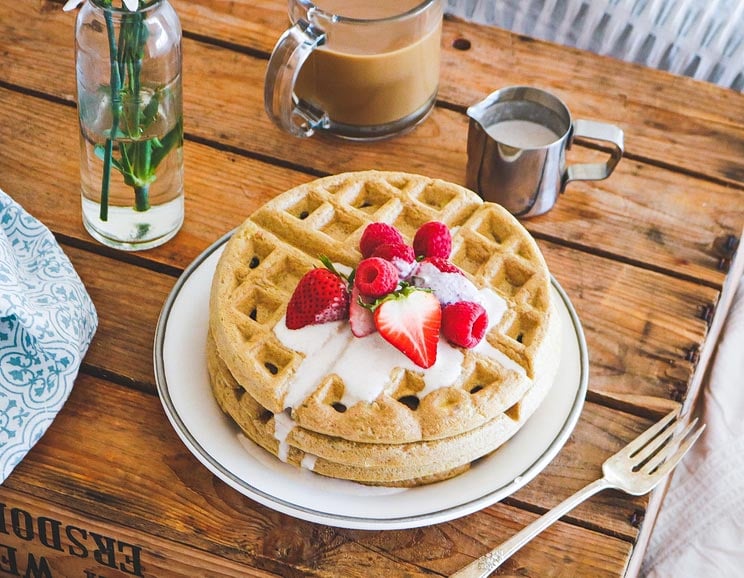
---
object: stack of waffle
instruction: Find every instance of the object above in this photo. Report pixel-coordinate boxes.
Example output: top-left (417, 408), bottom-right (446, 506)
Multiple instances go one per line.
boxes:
top-left (208, 171), bottom-right (561, 486)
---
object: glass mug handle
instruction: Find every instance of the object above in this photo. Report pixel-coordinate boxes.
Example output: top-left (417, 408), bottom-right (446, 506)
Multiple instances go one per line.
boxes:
top-left (565, 120), bottom-right (624, 183)
top-left (264, 21), bottom-right (329, 138)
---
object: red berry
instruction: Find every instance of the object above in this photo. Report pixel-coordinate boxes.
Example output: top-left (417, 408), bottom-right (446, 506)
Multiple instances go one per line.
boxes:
top-left (413, 221), bottom-right (452, 259)
top-left (371, 242), bottom-right (415, 265)
top-left (354, 257), bottom-right (399, 298)
top-left (286, 268), bottom-right (350, 329)
top-left (441, 301), bottom-right (488, 348)
top-left (419, 256), bottom-right (463, 275)
top-left (359, 223), bottom-right (404, 258)
top-left (374, 288), bottom-right (441, 368)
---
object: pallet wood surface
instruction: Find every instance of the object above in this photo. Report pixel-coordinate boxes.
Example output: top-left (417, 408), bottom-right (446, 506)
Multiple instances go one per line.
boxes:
top-left (0, 1), bottom-right (742, 576)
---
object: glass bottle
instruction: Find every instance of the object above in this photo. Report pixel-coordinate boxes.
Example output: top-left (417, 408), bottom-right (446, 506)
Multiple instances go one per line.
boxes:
top-left (74, 0), bottom-right (184, 251)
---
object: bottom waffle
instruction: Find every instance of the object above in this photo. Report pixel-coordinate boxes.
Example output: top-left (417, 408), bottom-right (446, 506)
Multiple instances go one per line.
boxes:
top-left (207, 309), bottom-right (560, 486)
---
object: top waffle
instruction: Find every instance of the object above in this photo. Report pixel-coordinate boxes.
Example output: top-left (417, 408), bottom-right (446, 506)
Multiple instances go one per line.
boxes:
top-left (209, 171), bottom-right (559, 445)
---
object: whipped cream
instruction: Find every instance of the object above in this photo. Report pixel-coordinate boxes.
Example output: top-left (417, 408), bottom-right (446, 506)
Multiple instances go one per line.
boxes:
top-left (273, 286), bottom-right (513, 411)
top-left (410, 261), bottom-right (481, 305)
top-left (273, 410), bottom-right (295, 462)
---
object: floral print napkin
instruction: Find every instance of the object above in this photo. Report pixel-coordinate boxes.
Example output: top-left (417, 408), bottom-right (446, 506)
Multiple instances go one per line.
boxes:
top-left (0, 189), bottom-right (97, 482)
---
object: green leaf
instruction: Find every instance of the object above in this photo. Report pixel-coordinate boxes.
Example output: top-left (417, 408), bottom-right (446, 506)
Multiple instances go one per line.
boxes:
top-left (141, 91), bottom-right (160, 128)
top-left (148, 117), bottom-right (183, 169)
top-left (94, 144), bottom-right (106, 161)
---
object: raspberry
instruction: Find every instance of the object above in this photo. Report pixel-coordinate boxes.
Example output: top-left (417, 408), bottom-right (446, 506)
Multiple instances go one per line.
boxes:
top-left (371, 242), bottom-right (415, 264)
top-left (441, 301), bottom-right (488, 348)
top-left (413, 221), bottom-right (452, 259)
top-left (419, 256), bottom-right (463, 275)
top-left (371, 242), bottom-right (416, 277)
top-left (359, 223), bottom-right (405, 258)
top-left (354, 257), bottom-right (399, 298)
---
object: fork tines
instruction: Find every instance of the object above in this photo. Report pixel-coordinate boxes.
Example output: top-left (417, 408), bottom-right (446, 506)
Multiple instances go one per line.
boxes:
top-left (629, 408), bottom-right (705, 476)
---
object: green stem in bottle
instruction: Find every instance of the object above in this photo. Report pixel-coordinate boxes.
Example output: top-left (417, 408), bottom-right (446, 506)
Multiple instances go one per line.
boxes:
top-left (101, 8), bottom-right (123, 222)
top-left (134, 184), bottom-right (150, 211)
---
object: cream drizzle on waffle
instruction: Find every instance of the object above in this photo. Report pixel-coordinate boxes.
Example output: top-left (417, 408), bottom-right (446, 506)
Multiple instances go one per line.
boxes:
top-left (272, 286), bottom-right (515, 411)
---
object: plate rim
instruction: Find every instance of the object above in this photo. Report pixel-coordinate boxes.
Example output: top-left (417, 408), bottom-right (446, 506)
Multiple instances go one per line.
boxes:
top-left (154, 232), bottom-right (589, 530)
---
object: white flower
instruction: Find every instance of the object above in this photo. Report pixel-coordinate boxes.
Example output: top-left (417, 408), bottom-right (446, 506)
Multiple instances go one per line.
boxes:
top-left (63, 0), bottom-right (140, 11)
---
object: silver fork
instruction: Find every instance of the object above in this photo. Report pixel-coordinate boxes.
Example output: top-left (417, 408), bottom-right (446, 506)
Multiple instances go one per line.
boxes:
top-left (451, 408), bottom-right (705, 578)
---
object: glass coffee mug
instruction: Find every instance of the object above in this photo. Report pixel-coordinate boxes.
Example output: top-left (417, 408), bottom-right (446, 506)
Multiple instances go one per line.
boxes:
top-left (264, 0), bottom-right (443, 140)
top-left (466, 86), bottom-right (624, 218)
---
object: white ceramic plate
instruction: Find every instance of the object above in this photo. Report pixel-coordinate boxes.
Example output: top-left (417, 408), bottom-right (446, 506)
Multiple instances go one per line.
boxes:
top-left (154, 233), bottom-right (588, 530)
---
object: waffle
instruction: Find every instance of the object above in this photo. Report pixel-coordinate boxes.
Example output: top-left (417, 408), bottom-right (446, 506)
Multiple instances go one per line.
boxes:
top-left (208, 170), bottom-right (561, 485)
top-left (208, 324), bottom-right (559, 484)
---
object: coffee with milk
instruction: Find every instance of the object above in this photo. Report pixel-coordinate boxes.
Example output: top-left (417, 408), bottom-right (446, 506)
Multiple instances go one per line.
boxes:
top-left (265, 0), bottom-right (442, 139)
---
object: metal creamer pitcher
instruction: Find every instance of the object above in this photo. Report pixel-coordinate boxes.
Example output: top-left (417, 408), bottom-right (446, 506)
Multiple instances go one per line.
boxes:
top-left (466, 86), bottom-right (624, 218)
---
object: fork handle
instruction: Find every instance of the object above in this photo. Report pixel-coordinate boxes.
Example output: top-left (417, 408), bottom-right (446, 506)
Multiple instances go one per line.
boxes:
top-left (451, 478), bottom-right (612, 578)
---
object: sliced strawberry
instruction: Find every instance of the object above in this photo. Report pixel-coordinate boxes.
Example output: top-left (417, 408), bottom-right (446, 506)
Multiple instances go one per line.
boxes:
top-left (286, 267), bottom-right (350, 329)
top-left (441, 301), bottom-right (488, 348)
top-left (373, 287), bottom-right (441, 368)
top-left (349, 286), bottom-right (376, 337)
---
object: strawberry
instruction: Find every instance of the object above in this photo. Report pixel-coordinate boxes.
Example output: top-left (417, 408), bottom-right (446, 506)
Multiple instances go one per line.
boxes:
top-left (373, 287), bottom-right (441, 368)
top-left (349, 286), bottom-right (376, 337)
top-left (359, 223), bottom-right (405, 258)
top-left (441, 301), bottom-right (488, 348)
top-left (355, 257), bottom-right (399, 298)
top-left (286, 266), bottom-right (350, 329)
top-left (413, 221), bottom-right (452, 259)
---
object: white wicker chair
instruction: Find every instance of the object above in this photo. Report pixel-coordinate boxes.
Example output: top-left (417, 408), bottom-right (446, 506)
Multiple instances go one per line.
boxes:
top-left (446, 0), bottom-right (744, 91)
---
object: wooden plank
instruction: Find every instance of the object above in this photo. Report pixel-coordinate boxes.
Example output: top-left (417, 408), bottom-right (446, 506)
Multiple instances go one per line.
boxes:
top-left (544, 243), bottom-right (716, 406)
top-left (0, 86), bottom-right (739, 287)
top-left (0, 487), bottom-right (275, 577)
top-left (6, 374), bottom-right (635, 576)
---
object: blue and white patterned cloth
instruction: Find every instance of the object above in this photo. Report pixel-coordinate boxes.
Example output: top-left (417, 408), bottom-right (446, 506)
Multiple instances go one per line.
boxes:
top-left (0, 189), bottom-right (97, 482)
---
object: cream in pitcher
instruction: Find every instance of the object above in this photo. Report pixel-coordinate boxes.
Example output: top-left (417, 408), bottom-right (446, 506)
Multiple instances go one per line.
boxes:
top-left (265, 0), bottom-right (443, 139)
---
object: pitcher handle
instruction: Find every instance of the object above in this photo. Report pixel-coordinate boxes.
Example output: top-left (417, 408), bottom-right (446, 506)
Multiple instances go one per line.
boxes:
top-left (566, 120), bottom-right (624, 183)
top-left (264, 21), bottom-right (329, 138)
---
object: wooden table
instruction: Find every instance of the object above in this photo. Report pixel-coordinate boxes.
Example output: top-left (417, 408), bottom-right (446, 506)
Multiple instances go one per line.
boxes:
top-left (1, 1), bottom-right (743, 576)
